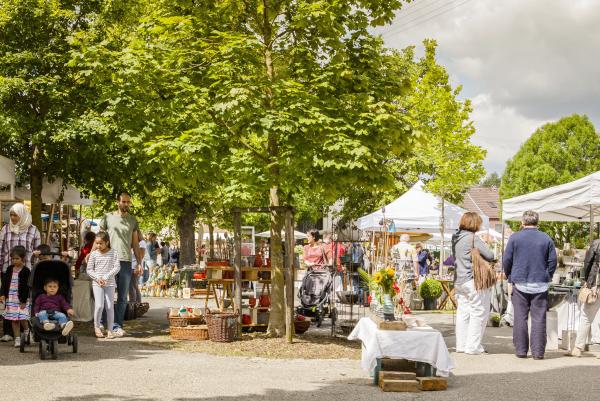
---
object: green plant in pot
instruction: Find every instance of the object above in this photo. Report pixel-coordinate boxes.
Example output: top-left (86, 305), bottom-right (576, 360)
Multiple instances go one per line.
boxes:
top-left (490, 312), bottom-right (501, 327)
top-left (419, 279), bottom-right (442, 310)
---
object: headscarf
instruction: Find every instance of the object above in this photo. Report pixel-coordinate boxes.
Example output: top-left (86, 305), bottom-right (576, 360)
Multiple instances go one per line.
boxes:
top-left (9, 203), bottom-right (33, 235)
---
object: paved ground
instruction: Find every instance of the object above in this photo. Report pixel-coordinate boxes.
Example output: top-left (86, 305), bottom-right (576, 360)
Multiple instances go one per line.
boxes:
top-left (1, 298), bottom-right (600, 401)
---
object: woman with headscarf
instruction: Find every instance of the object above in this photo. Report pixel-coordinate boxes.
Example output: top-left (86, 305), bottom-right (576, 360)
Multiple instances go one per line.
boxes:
top-left (0, 203), bottom-right (41, 342)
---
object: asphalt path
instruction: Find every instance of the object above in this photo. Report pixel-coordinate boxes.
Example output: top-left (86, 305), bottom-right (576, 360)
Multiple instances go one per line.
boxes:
top-left (1, 298), bottom-right (599, 401)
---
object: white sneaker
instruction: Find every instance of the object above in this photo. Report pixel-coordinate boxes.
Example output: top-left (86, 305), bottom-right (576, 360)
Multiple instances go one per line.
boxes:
top-left (112, 327), bottom-right (125, 338)
top-left (14, 337), bottom-right (20, 348)
top-left (0, 334), bottom-right (13, 342)
top-left (61, 321), bottom-right (74, 336)
top-left (43, 322), bottom-right (56, 331)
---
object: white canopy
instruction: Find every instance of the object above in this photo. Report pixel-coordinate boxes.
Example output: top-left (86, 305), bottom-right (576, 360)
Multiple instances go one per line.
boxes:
top-left (357, 181), bottom-right (489, 232)
top-left (256, 230), bottom-right (308, 240)
top-left (0, 156), bottom-right (16, 198)
top-left (502, 171), bottom-right (600, 222)
top-left (0, 177), bottom-right (94, 205)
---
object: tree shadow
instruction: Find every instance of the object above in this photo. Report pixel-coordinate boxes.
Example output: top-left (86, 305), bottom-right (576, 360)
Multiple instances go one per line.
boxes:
top-left (50, 364), bottom-right (600, 401)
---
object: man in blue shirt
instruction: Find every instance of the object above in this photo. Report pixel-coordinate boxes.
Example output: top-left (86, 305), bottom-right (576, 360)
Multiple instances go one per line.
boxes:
top-left (503, 210), bottom-right (557, 360)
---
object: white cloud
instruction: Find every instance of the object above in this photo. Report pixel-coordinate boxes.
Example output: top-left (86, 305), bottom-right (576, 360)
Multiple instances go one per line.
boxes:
top-left (377, 0), bottom-right (600, 173)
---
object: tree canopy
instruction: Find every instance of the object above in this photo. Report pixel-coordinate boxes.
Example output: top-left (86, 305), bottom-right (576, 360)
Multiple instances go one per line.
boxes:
top-left (501, 114), bottom-right (600, 246)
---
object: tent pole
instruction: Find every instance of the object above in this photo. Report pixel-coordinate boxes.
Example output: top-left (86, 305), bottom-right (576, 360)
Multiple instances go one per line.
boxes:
top-left (590, 205), bottom-right (594, 244)
top-left (440, 198), bottom-right (445, 268)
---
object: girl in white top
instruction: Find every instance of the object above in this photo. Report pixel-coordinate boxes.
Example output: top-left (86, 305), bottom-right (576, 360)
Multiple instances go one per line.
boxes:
top-left (87, 232), bottom-right (120, 339)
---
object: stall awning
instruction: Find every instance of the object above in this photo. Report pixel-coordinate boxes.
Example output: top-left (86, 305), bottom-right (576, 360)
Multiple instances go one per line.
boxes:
top-left (502, 171), bottom-right (600, 222)
top-left (357, 181), bottom-right (489, 232)
top-left (0, 177), bottom-right (94, 205)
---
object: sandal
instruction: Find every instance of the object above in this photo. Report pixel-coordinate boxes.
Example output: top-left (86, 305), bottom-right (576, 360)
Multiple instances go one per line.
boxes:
top-left (95, 328), bottom-right (104, 338)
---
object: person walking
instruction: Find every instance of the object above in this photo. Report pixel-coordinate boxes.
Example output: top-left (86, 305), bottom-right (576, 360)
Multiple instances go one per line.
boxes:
top-left (99, 191), bottom-right (143, 337)
top-left (503, 210), bottom-right (556, 360)
top-left (452, 212), bottom-right (495, 355)
top-left (567, 238), bottom-right (600, 357)
top-left (129, 230), bottom-right (146, 303)
top-left (0, 203), bottom-right (41, 342)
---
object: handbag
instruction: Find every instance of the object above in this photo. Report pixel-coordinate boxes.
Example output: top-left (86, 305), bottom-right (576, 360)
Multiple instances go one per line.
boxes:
top-left (578, 270), bottom-right (600, 305)
top-left (471, 235), bottom-right (496, 290)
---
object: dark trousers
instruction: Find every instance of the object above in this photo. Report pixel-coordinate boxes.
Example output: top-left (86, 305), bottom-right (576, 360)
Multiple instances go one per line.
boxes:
top-left (114, 261), bottom-right (133, 329)
top-left (512, 288), bottom-right (548, 357)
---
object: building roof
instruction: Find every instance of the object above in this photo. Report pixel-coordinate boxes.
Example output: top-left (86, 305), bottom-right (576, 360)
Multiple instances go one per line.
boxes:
top-left (461, 186), bottom-right (500, 220)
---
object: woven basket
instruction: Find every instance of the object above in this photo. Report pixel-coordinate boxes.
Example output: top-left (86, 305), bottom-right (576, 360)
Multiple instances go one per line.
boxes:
top-left (206, 312), bottom-right (239, 342)
top-left (294, 320), bottom-right (311, 334)
top-left (168, 315), bottom-right (205, 327)
top-left (170, 325), bottom-right (209, 341)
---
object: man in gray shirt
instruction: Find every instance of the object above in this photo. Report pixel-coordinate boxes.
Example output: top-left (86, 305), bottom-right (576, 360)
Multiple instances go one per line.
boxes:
top-left (100, 191), bottom-right (143, 337)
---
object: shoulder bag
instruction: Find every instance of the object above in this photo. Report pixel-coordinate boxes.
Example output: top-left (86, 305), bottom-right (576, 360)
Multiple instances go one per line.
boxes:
top-left (471, 234), bottom-right (496, 290)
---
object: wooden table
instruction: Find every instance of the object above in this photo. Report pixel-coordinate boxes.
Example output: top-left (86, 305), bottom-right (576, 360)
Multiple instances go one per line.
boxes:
top-left (205, 279), bottom-right (235, 312)
top-left (438, 280), bottom-right (456, 310)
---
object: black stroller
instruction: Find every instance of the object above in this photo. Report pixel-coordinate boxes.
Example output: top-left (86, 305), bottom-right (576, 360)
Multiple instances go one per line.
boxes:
top-left (296, 269), bottom-right (336, 327)
top-left (23, 258), bottom-right (78, 359)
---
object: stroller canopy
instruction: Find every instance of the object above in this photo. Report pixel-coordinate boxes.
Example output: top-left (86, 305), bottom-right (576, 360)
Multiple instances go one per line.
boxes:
top-left (29, 260), bottom-right (73, 301)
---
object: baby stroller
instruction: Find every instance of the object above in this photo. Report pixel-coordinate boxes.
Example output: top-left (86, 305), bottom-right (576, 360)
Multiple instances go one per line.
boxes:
top-left (24, 258), bottom-right (78, 359)
top-left (296, 269), bottom-right (336, 327)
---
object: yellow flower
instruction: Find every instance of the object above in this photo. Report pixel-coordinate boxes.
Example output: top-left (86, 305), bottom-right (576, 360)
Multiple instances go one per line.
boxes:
top-left (387, 268), bottom-right (395, 278)
top-left (373, 272), bottom-right (383, 283)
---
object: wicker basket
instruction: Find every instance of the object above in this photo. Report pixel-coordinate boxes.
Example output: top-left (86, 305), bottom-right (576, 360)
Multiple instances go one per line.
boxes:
top-left (294, 320), bottom-right (311, 334)
top-left (170, 325), bottom-right (209, 341)
top-left (168, 315), bottom-right (205, 327)
top-left (206, 311), bottom-right (239, 342)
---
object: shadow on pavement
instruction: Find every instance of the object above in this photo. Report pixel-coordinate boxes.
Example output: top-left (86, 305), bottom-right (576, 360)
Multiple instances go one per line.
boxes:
top-left (50, 364), bottom-right (600, 401)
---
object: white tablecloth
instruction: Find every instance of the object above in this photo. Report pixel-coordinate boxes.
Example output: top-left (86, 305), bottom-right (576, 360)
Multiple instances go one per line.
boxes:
top-left (556, 299), bottom-right (600, 343)
top-left (348, 317), bottom-right (455, 377)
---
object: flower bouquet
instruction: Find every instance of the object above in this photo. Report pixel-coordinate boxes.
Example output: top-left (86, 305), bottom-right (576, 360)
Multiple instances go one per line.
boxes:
top-left (359, 267), bottom-right (399, 320)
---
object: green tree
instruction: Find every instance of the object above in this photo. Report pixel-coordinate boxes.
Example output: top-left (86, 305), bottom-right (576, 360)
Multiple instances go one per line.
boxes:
top-left (480, 172), bottom-right (501, 188)
top-left (0, 1), bottom-right (88, 230)
top-left (500, 114), bottom-right (600, 246)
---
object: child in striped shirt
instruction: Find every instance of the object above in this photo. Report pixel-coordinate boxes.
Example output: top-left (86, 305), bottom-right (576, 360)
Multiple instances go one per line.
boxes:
top-left (87, 232), bottom-right (120, 339)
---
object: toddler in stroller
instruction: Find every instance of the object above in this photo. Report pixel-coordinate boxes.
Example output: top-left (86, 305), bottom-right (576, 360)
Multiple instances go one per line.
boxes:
top-left (33, 278), bottom-right (74, 336)
top-left (27, 258), bottom-right (78, 358)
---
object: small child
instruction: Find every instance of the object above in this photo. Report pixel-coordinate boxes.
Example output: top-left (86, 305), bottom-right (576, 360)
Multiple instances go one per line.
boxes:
top-left (87, 231), bottom-right (120, 339)
top-left (33, 278), bottom-right (75, 335)
top-left (0, 245), bottom-right (31, 348)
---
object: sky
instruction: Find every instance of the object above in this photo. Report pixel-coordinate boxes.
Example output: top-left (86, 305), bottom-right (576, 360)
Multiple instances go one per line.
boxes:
top-left (377, 0), bottom-right (600, 175)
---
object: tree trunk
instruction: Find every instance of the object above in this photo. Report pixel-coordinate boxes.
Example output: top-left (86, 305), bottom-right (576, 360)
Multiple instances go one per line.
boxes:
top-left (267, 185), bottom-right (286, 337)
top-left (176, 199), bottom-right (197, 266)
top-left (440, 198), bottom-right (445, 264)
top-left (208, 222), bottom-right (215, 259)
top-left (30, 145), bottom-right (44, 234)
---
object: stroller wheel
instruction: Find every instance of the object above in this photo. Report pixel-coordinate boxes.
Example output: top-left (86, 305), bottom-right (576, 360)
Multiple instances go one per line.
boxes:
top-left (50, 340), bottom-right (58, 360)
top-left (19, 332), bottom-right (26, 353)
top-left (71, 334), bottom-right (78, 354)
top-left (316, 313), bottom-right (323, 328)
top-left (39, 340), bottom-right (49, 360)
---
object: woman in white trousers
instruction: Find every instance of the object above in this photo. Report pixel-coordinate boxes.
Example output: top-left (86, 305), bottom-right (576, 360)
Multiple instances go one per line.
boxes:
top-left (451, 212), bottom-right (495, 355)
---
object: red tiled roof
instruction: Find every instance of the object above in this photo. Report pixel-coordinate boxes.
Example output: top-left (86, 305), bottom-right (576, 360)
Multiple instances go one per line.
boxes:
top-left (461, 187), bottom-right (500, 220)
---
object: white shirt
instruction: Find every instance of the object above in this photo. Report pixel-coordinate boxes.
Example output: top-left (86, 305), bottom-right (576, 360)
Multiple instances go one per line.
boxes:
top-left (132, 240), bottom-right (147, 269)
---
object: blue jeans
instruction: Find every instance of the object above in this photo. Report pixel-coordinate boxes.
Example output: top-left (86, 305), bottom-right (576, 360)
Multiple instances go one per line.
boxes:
top-left (37, 310), bottom-right (68, 326)
top-left (114, 261), bottom-right (133, 329)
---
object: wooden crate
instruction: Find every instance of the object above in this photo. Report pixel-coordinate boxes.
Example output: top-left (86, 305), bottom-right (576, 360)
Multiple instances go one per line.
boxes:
top-left (379, 379), bottom-right (419, 392)
top-left (417, 377), bottom-right (447, 391)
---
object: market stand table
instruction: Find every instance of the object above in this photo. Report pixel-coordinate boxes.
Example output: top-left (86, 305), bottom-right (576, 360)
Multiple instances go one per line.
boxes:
top-left (348, 317), bottom-right (454, 378)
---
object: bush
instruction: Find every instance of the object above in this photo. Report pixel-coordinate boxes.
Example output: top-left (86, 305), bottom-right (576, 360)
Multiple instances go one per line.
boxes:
top-left (419, 278), bottom-right (443, 299)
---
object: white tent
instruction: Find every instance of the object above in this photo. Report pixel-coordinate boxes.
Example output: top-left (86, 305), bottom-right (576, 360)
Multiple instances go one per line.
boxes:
top-left (502, 171), bottom-right (600, 222)
top-left (256, 230), bottom-right (308, 240)
top-left (357, 181), bottom-right (489, 232)
top-left (0, 177), bottom-right (94, 205)
top-left (0, 156), bottom-right (16, 199)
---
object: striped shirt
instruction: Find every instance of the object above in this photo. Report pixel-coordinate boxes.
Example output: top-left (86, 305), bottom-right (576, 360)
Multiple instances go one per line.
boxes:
top-left (87, 249), bottom-right (121, 286)
top-left (0, 224), bottom-right (42, 272)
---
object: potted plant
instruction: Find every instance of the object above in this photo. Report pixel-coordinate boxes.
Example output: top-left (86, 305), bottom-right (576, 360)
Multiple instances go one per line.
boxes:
top-left (419, 278), bottom-right (442, 310)
top-left (490, 313), bottom-right (501, 327)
